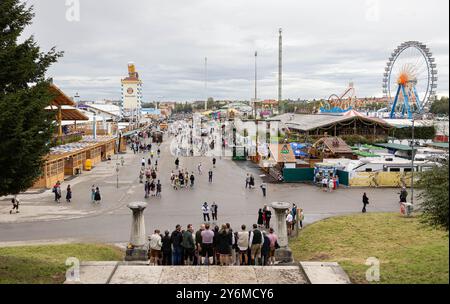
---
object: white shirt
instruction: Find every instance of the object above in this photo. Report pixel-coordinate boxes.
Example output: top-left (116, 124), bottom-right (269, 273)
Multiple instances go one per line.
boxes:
top-left (286, 213), bottom-right (293, 223)
top-left (202, 205), bottom-right (209, 214)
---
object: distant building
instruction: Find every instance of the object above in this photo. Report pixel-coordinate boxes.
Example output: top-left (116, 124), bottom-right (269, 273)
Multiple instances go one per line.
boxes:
top-left (120, 62), bottom-right (143, 118)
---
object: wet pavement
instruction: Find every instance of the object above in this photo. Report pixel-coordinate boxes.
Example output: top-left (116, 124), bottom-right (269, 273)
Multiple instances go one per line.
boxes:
top-left (0, 133), bottom-right (401, 244)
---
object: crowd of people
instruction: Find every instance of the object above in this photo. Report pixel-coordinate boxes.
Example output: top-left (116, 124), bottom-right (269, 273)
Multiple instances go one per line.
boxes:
top-left (147, 222), bottom-right (280, 266)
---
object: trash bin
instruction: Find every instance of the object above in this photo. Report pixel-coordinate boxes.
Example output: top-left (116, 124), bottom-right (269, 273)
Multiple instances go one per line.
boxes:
top-left (84, 159), bottom-right (92, 171)
top-left (400, 202), bottom-right (413, 217)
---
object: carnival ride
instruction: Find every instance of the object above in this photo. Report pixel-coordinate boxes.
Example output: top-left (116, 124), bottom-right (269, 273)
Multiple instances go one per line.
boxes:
top-left (320, 82), bottom-right (363, 113)
top-left (383, 41), bottom-right (437, 119)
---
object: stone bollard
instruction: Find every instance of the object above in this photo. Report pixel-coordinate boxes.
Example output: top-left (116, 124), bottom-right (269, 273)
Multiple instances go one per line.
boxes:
top-left (125, 202), bottom-right (149, 261)
top-left (270, 202), bottom-right (293, 263)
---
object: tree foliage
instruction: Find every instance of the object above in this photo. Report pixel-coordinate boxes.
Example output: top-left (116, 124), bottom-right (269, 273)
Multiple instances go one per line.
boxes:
top-left (416, 160), bottom-right (449, 231)
top-left (0, 0), bottom-right (63, 195)
top-left (430, 97), bottom-right (449, 115)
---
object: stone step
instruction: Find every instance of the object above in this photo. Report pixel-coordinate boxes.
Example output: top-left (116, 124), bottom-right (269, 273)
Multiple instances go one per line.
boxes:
top-left (65, 262), bottom-right (350, 284)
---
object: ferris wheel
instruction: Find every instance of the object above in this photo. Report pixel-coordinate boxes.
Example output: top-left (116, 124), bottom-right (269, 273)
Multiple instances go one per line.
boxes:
top-left (382, 41), bottom-right (437, 119)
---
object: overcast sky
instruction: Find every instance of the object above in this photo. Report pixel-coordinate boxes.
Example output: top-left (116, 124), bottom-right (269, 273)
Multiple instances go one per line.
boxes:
top-left (22, 0), bottom-right (449, 102)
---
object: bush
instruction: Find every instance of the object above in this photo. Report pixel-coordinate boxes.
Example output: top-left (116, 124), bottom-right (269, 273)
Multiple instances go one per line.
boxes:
top-left (416, 160), bottom-right (449, 231)
top-left (389, 126), bottom-right (436, 140)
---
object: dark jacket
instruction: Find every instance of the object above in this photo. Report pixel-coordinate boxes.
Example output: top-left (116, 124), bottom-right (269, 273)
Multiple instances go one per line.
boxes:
top-left (217, 230), bottom-right (232, 254)
top-left (170, 230), bottom-right (183, 248)
top-left (162, 235), bottom-right (172, 253)
top-left (261, 235), bottom-right (270, 255)
top-left (181, 230), bottom-right (195, 249)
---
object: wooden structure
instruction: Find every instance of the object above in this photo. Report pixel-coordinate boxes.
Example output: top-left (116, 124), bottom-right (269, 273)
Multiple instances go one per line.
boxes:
top-left (309, 137), bottom-right (355, 160)
top-left (46, 84), bottom-right (89, 137)
top-left (32, 137), bottom-right (117, 189)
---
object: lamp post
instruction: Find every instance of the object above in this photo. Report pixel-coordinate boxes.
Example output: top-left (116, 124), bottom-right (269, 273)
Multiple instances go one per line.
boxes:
top-left (410, 115), bottom-right (416, 205)
top-left (254, 51), bottom-right (258, 119)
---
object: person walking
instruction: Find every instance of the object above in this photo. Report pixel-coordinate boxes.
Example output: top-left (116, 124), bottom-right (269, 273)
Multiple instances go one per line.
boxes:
top-left (237, 225), bottom-right (249, 265)
top-left (141, 157), bottom-right (146, 167)
top-left (94, 187), bottom-right (101, 204)
top-left (182, 224), bottom-right (195, 265)
top-left (362, 192), bottom-right (369, 213)
top-left (202, 202), bottom-right (210, 222)
top-left (211, 202), bottom-right (218, 222)
top-left (399, 187), bottom-right (408, 203)
top-left (298, 208), bottom-right (304, 230)
top-left (245, 174), bottom-right (250, 189)
top-left (53, 181), bottom-right (61, 203)
top-left (144, 181), bottom-right (150, 198)
top-left (208, 169), bottom-right (213, 183)
top-left (197, 162), bottom-right (203, 175)
top-left (170, 224), bottom-right (184, 265)
top-left (212, 157), bottom-right (217, 168)
top-left (249, 224), bottom-right (263, 265)
top-left (263, 206), bottom-right (272, 229)
top-left (55, 183), bottom-right (62, 203)
top-left (175, 157), bottom-right (179, 170)
top-left (149, 229), bottom-right (162, 266)
top-left (190, 172), bottom-right (195, 188)
top-left (10, 197), bottom-right (19, 214)
top-left (66, 185), bottom-right (72, 203)
top-left (286, 211), bottom-right (293, 236)
top-left (257, 208), bottom-right (264, 229)
top-left (200, 224), bottom-right (215, 265)
top-left (91, 185), bottom-right (96, 203)
top-left (156, 180), bottom-right (162, 197)
top-left (249, 174), bottom-right (255, 189)
top-left (260, 182), bottom-right (267, 197)
top-left (267, 228), bottom-right (278, 265)
top-left (161, 230), bottom-right (172, 265)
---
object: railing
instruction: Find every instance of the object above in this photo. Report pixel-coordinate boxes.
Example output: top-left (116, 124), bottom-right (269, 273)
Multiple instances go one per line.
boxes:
top-left (51, 132), bottom-right (83, 147)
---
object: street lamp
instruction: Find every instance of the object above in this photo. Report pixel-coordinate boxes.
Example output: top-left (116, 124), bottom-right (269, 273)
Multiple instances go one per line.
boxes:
top-left (409, 114), bottom-right (420, 205)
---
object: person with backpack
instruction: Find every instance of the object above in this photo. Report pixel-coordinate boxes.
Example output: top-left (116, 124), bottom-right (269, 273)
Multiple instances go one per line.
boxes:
top-left (249, 224), bottom-right (263, 265)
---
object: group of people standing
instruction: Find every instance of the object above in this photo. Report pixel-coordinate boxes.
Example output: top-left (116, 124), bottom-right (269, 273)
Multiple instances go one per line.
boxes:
top-left (257, 205), bottom-right (272, 229)
top-left (147, 222), bottom-right (279, 266)
top-left (52, 181), bottom-right (73, 204)
top-left (285, 204), bottom-right (304, 236)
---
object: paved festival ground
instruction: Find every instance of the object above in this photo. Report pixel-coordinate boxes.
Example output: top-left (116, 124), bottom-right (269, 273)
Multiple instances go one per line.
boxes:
top-left (0, 133), bottom-right (401, 244)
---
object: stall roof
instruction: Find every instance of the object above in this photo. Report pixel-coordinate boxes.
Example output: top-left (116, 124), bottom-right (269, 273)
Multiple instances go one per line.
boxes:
top-left (269, 113), bottom-right (390, 132)
top-left (49, 84), bottom-right (76, 107)
top-left (46, 105), bottom-right (89, 121)
top-left (373, 143), bottom-right (415, 151)
top-left (426, 142), bottom-right (449, 150)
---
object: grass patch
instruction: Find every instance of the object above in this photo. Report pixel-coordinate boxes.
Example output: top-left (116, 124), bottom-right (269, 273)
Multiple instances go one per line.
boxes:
top-left (0, 243), bottom-right (123, 284)
top-left (291, 213), bottom-right (449, 284)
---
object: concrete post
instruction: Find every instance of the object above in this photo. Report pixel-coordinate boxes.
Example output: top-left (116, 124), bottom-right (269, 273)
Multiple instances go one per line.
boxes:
top-left (125, 202), bottom-right (149, 261)
top-left (270, 201), bottom-right (293, 263)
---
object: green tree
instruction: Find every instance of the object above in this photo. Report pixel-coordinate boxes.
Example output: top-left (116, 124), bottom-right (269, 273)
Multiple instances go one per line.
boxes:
top-left (430, 97), bottom-right (449, 115)
top-left (416, 160), bottom-right (449, 231)
top-left (0, 0), bottom-right (63, 196)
